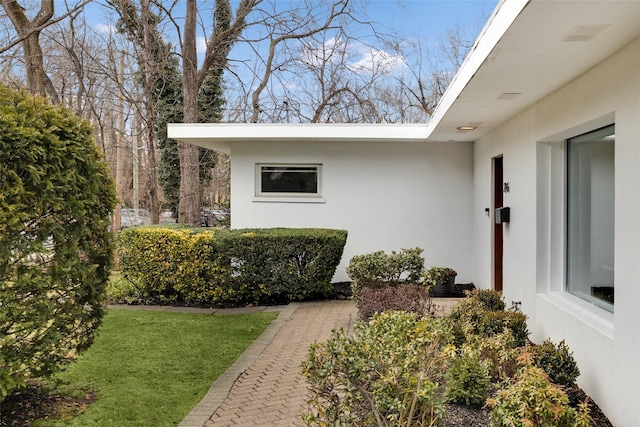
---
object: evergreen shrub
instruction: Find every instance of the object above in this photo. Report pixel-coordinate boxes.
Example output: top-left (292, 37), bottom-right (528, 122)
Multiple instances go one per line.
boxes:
top-left (532, 338), bottom-right (581, 388)
top-left (445, 350), bottom-right (491, 406)
top-left (303, 311), bottom-right (456, 426)
top-left (219, 228), bottom-right (348, 302)
top-left (346, 247), bottom-right (424, 304)
top-left (473, 288), bottom-right (506, 311)
top-left (479, 310), bottom-right (529, 347)
top-left (118, 227), bottom-right (347, 305)
top-left (487, 354), bottom-right (591, 427)
top-left (0, 86), bottom-right (116, 400)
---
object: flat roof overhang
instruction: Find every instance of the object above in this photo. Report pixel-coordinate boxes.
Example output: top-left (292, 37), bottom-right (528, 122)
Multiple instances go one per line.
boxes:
top-left (168, 123), bottom-right (429, 154)
top-left (168, 0), bottom-right (640, 149)
top-left (426, 0), bottom-right (640, 142)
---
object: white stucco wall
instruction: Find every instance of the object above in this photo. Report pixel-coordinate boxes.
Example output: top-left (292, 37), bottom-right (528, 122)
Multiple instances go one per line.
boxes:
top-left (230, 140), bottom-right (474, 284)
top-left (472, 36), bottom-right (640, 426)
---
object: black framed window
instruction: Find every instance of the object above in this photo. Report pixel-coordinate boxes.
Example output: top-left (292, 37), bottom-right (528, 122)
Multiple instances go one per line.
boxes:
top-left (257, 164), bottom-right (321, 196)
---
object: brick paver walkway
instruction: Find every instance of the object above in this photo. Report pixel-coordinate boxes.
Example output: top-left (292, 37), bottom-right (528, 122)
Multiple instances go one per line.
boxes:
top-left (180, 300), bottom-right (357, 427)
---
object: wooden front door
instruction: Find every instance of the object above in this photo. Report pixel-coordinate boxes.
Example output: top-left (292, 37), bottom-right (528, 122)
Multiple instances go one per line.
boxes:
top-left (493, 156), bottom-right (504, 292)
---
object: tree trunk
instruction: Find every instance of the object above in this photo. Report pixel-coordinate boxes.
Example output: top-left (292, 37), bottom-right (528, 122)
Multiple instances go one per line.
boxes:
top-left (2, 0), bottom-right (60, 103)
top-left (179, 0), bottom-right (201, 226)
top-left (141, 0), bottom-right (159, 224)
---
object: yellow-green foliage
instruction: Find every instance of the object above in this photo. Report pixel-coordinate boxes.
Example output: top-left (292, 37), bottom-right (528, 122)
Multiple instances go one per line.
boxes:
top-left (118, 227), bottom-right (347, 306)
top-left (303, 311), bottom-right (456, 426)
top-left (487, 354), bottom-right (591, 427)
top-left (450, 290), bottom-right (528, 347)
top-left (118, 228), bottom-right (234, 304)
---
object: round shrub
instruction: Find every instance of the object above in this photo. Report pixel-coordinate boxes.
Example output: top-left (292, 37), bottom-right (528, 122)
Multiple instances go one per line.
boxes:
top-left (473, 289), bottom-right (506, 311)
top-left (479, 310), bottom-right (529, 347)
top-left (347, 247), bottom-right (425, 305)
top-left (487, 354), bottom-right (591, 427)
top-left (0, 86), bottom-right (116, 400)
top-left (449, 296), bottom-right (486, 337)
top-left (445, 350), bottom-right (491, 406)
top-left (532, 339), bottom-right (580, 388)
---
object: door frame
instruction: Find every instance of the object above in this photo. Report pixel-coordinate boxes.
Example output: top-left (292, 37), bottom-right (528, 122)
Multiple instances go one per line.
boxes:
top-left (493, 156), bottom-right (504, 292)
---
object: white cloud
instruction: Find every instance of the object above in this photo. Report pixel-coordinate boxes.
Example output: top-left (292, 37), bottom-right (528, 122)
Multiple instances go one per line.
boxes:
top-left (95, 23), bottom-right (116, 34)
top-left (283, 81), bottom-right (302, 91)
top-left (348, 48), bottom-right (407, 75)
top-left (197, 36), bottom-right (207, 55)
top-left (299, 37), bottom-right (348, 67)
top-left (300, 37), bottom-right (406, 76)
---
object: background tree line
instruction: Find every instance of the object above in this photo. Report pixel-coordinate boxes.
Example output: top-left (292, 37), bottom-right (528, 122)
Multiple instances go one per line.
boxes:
top-left (0, 0), bottom-right (476, 228)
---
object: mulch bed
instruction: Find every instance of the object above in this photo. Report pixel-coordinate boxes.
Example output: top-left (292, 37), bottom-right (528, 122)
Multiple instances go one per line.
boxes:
top-left (0, 385), bottom-right (95, 427)
top-left (0, 384), bottom-right (613, 426)
top-left (439, 387), bottom-right (612, 426)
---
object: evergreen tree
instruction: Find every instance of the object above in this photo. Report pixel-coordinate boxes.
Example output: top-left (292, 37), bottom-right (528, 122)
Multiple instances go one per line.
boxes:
top-left (155, 54), bottom-right (183, 213)
top-left (0, 86), bottom-right (116, 400)
top-left (158, 1), bottom-right (231, 213)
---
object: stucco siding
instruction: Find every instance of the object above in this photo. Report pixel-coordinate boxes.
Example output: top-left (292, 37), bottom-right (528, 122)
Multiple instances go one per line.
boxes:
top-left (230, 140), bottom-right (474, 284)
top-left (472, 36), bottom-right (640, 426)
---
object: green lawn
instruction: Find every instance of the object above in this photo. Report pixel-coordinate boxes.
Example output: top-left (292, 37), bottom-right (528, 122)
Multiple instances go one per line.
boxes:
top-left (35, 308), bottom-right (278, 426)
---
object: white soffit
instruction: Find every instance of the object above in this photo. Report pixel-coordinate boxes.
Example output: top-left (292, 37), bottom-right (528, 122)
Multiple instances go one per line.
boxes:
top-left (426, 0), bottom-right (640, 143)
top-left (167, 123), bottom-right (429, 153)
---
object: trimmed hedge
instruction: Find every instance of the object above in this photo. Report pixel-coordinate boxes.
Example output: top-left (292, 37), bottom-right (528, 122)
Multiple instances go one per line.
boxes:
top-left (346, 247), bottom-right (425, 304)
top-left (118, 227), bottom-right (347, 306)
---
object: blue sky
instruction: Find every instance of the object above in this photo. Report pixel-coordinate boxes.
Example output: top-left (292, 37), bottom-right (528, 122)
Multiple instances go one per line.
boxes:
top-left (83, 1), bottom-right (498, 54)
top-left (221, 0), bottom-right (500, 78)
top-left (78, 1), bottom-right (498, 65)
top-left (364, 0), bottom-right (497, 40)
top-left (79, 0), bottom-right (499, 97)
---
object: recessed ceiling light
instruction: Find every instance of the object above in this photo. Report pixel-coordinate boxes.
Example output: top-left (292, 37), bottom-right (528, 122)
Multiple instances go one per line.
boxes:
top-left (496, 92), bottom-right (522, 100)
top-left (562, 25), bottom-right (610, 42)
top-left (457, 126), bottom-right (477, 131)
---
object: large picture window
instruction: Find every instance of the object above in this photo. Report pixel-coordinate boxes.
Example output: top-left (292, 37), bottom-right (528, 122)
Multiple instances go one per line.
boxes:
top-left (566, 124), bottom-right (615, 312)
top-left (256, 164), bottom-right (321, 197)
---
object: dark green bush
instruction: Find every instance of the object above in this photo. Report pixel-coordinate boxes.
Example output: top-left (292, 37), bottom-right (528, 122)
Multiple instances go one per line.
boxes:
top-left (0, 86), bottom-right (116, 400)
top-left (445, 350), bottom-right (491, 406)
top-left (479, 310), bottom-right (529, 347)
top-left (118, 227), bottom-right (347, 306)
top-left (219, 228), bottom-right (348, 303)
top-left (532, 339), bottom-right (580, 388)
top-left (473, 289), bottom-right (506, 311)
